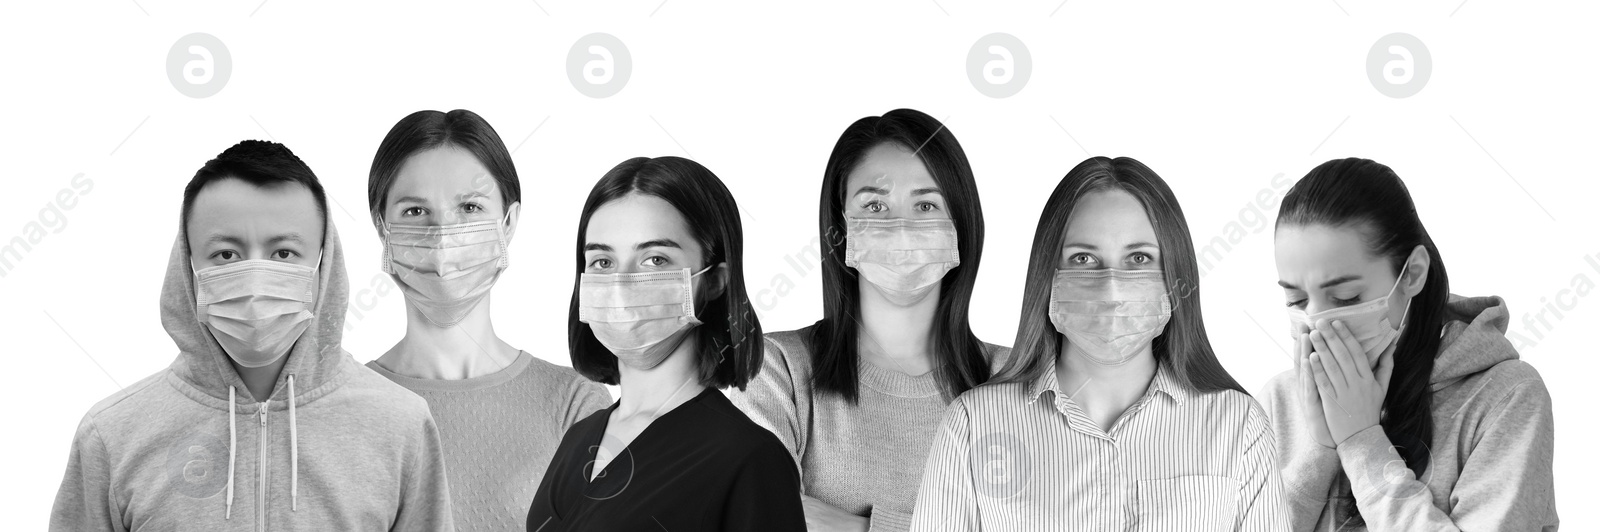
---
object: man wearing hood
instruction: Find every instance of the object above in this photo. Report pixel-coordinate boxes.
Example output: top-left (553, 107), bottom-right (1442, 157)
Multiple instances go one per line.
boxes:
top-left (50, 140), bottom-right (453, 530)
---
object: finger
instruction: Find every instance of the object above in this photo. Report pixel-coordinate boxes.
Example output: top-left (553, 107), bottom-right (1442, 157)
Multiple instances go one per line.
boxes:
top-left (1374, 342), bottom-right (1397, 391)
top-left (1332, 320), bottom-right (1373, 381)
top-left (1308, 330), bottom-right (1347, 390)
top-left (1299, 356), bottom-right (1324, 410)
top-left (1309, 353), bottom-right (1339, 403)
top-left (1317, 320), bottom-right (1363, 387)
top-left (1296, 348), bottom-right (1314, 401)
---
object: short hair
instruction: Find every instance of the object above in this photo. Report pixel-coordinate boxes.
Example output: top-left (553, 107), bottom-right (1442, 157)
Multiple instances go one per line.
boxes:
top-left (568, 156), bottom-right (763, 390)
top-left (367, 109), bottom-right (520, 219)
top-left (182, 139), bottom-right (328, 228)
top-left (811, 109), bottom-right (991, 403)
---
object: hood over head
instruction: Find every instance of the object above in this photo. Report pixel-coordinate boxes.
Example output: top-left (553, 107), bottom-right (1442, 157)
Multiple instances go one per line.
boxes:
top-left (160, 204), bottom-right (349, 404)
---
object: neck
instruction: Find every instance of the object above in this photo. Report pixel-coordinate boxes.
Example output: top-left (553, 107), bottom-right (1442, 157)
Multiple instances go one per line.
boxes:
top-left (615, 336), bottom-right (706, 419)
top-left (856, 279), bottom-right (940, 375)
top-left (378, 295), bottom-right (517, 380)
top-left (1055, 337), bottom-right (1157, 409)
top-left (232, 355), bottom-right (291, 402)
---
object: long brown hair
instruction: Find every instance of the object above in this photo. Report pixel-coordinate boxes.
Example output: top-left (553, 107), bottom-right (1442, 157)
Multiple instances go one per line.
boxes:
top-left (809, 109), bottom-right (991, 403)
top-left (994, 156), bottom-right (1245, 396)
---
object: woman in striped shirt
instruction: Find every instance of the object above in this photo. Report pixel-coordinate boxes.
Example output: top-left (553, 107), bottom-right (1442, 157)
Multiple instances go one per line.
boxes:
top-left (912, 156), bottom-right (1290, 531)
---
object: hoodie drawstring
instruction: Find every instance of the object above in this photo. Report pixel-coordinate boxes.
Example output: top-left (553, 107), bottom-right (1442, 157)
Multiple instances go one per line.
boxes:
top-left (226, 386), bottom-right (237, 519)
top-left (288, 374), bottom-right (298, 512)
top-left (223, 377), bottom-right (301, 518)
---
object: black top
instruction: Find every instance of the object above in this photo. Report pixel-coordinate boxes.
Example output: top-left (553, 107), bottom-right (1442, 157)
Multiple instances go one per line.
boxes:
top-left (526, 387), bottom-right (806, 531)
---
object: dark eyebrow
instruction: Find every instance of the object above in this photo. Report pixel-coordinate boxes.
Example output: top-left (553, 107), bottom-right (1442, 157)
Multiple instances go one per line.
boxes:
top-left (853, 186), bottom-right (889, 196)
top-left (911, 187), bottom-right (943, 196)
top-left (1063, 241), bottom-right (1158, 251)
top-left (1319, 275), bottom-right (1361, 289)
top-left (583, 243), bottom-right (611, 252)
top-left (267, 233), bottom-right (306, 246)
top-left (1277, 275), bottom-right (1362, 291)
top-left (636, 239), bottom-right (681, 251)
top-left (204, 235), bottom-right (244, 247)
top-left (392, 196), bottom-right (429, 206)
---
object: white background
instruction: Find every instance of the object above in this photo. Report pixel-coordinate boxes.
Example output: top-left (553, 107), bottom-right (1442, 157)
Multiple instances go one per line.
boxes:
top-left (2, 0), bottom-right (1595, 528)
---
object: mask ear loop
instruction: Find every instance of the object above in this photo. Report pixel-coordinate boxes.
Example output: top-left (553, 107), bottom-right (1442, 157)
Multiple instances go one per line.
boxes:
top-left (685, 264), bottom-right (720, 324)
top-left (1389, 263), bottom-right (1415, 333)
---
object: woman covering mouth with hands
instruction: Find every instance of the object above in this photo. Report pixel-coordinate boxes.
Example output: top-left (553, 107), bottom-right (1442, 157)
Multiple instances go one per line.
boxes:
top-left (1260, 157), bottom-right (1557, 531)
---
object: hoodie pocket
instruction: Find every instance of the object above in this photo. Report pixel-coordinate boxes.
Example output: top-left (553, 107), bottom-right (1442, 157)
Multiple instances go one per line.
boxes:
top-left (1134, 475), bottom-right (1241, 531)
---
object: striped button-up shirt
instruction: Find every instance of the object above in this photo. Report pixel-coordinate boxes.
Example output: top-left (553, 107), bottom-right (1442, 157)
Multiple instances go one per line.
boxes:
top-left (910, 361), bottom-right (1289, 531)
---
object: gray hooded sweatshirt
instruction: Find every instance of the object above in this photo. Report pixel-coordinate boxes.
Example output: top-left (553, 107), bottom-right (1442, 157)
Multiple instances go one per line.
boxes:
top-left (49, 221), bottom-right (454, 531)
top-left (1260, 295), bottom-right (1558, 531)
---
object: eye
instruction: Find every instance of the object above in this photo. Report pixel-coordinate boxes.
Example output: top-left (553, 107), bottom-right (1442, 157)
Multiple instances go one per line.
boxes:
top-left (1127, 252), bottom-right (1156, 266)
top-left (1285, 298), bottom-right (1308, 309)
top-left (644, 256), bottom-right (670, 268)
top-left (402, 206), bottom-right (426, 217)
top-left (1331, 294), bottom-right (1360, 306)
top-left (863, 200), bottom-right (887, 214)
top-left (272, 249), bottom-right (298, 260)
top-left (462, 202), bottom-right (485, 214)
top-left (1067, 252), bottom-right (1099, 267)
top-left (212, 250), bottom-right (239, 261)
top-left (914, 201), bottom-right (941, 213)
top-left (587, 257), bottom-right (612, 271)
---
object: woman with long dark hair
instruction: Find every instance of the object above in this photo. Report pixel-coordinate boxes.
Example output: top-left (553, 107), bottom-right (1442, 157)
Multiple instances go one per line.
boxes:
top-left (912, 157), bottom-right (1287, 530)
top-left (527, 156), bottom-right (804, 531)
top-left (730, 109), bottom-right (1007, 532)
top-left (1262, 157), bottom-right (1556, 530)
top-left (363, 109), bottom-right (610, 531)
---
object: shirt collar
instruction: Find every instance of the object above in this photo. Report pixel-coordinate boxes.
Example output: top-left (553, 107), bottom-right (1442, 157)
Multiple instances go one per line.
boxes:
top-left (1025, 358), bottom-right (1193, 407)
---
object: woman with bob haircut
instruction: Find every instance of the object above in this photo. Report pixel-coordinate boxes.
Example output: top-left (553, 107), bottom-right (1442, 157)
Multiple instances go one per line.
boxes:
top-left (526, 156), bottom-right (804, 531)
top-left (363, 109), bottom-right (610, 531)
top-left (912, 156), bottom-right (1288, 530)
top-left (1261, 157), bottom-right (1556, 530)
top-left (732, 109), bottom-right (1008, 532)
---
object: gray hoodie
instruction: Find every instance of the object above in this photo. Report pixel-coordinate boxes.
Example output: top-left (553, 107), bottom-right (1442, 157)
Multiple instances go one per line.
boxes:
top-left (1260, 295), bottom-right (1557, 531)
top-left (49, 220), bottom-right (454, 531)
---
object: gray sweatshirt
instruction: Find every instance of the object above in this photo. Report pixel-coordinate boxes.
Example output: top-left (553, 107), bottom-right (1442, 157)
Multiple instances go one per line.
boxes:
top-left (1259, 295), bottom-right (1557, 531)
top-left (730, 327), bottom-right (1007, 532)
top-left (49, 222), bottom-right (453, 531)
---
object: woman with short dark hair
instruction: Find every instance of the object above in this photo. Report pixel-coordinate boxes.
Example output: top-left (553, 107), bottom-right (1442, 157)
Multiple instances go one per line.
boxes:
top-left (527, 156), bottom-right (804, 531)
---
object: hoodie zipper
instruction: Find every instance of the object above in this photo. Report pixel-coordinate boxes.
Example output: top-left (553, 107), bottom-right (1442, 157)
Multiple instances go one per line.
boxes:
top-left (258, 403), bottom-right (268, 532)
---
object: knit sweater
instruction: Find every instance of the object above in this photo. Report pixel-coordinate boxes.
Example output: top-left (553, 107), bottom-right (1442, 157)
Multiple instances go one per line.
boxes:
top-left (730, 326), bottom-right (1008, 532)
top-left (366, 352), bottom-right (611, 532)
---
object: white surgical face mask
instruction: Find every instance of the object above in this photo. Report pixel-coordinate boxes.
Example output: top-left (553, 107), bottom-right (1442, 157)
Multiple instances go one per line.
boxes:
top-left (843, 217), bottom-right (960, 294)
top-left (1049, 268), bottom-right (1172, 365)
top-left (194, 259), bottom-right (318, 368)
top-left (579, 264), bottom-right (714, 370)
top-left (1286, 271), bottom-right (1411, 363)
top-left (381, 217), bottom-right (509, 327)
